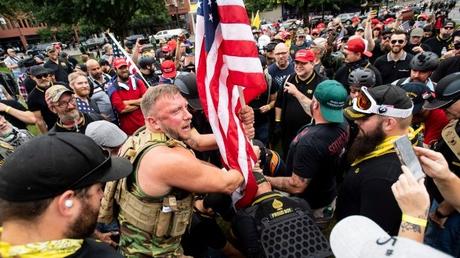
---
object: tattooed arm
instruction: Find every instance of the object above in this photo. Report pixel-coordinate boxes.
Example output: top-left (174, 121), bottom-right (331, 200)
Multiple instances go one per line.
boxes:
top-left (266, 173), bottom-right (309, 194)
top-left (283, 82), bottom-right (312, 116)
top-left (391, 166), bottom-right (430, 242)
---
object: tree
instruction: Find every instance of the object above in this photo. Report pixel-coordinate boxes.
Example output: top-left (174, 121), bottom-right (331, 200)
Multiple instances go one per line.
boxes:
top-left (27, 0), bottom-right (170, 38)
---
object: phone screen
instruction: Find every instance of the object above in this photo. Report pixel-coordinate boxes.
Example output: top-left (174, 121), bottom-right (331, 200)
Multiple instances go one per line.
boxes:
top-left (394, 136), bottom-right (425, 181)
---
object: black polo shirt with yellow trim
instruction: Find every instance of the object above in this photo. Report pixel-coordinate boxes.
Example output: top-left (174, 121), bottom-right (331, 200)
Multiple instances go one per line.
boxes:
top-left (336, 152), bottom-right (403, 235)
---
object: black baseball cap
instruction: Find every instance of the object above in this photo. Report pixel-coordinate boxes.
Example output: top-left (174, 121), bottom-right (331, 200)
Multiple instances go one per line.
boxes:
top-left (401, 82), bottom-right (431, 115)
top-left (0, 132), bottom-right (132, 202)
top-left (423, 72), bottom-right (460, 110)
top-left (30, 65), bottom-right (53, 76)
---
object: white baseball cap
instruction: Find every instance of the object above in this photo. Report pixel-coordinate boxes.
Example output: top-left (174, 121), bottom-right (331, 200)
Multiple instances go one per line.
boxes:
top-left (330, 216), bottom-right (453, 258)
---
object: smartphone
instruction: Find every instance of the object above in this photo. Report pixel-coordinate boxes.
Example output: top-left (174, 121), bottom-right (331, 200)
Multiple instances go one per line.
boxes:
top-left (394, 136), bottom-right (425, 181)
top-left (139, 38), bottom-right (149, 45)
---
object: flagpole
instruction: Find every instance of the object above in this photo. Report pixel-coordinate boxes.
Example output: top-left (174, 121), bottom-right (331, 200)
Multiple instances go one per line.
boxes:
top-left (106, 32), bottom-right (152, 87)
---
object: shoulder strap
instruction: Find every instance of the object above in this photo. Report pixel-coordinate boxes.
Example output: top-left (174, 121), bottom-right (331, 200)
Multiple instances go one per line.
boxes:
top-left (441, 119), bottom-right (460, 161)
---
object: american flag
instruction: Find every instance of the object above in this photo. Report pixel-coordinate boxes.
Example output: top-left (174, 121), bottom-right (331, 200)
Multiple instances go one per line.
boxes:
top-left (399, 21), bottom-right (412, 32)
top-left (195, 0), bottom-right (267, 208)
top-left (106, 33), bottom-right (141, 77)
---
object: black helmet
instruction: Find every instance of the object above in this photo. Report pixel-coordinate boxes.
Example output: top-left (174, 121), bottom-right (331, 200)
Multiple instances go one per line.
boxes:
top-left (348, 68), bottom-right (376, 88)
top-left (174, 72), bottom-right (202, 110)
top-left (410, 51), bottom-right (439, 71)
top-left (423, 72), bottom-right (460, 110)
top-left (138, 56), bottom-right (155, 69)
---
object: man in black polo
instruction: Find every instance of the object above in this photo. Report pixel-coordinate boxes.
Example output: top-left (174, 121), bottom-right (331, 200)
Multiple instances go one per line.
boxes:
top-left (274, 49), bottom-right (325, 158)
top-left (44, 46), bottom-right (73, 85)
top-left (336, 84), bottom-right (414, 235)
top-left (424, 20), bottom-right (455, 56)
top-left (374, 30), bottom-right (413, 84)
top-left (27, 65), bottom-right (58, 133)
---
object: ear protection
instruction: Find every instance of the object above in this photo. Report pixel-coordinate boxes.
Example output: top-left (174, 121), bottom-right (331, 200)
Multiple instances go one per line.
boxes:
top-left (64, 199), bottom-right (73, 208)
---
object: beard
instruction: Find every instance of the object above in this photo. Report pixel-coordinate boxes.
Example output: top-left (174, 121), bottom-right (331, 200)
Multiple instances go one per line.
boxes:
top-left (60, 109), bottom-right (80, 124)
top-left (64, 198), bottom-right (99, 239)
top-left (391, 46), bottom-right (402, 54)
top-left (347, 121), bottom-right (385, 162)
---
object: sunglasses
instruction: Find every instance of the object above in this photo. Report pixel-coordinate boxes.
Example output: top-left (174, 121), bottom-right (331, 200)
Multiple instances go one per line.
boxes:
top-left (312, 33), bottom-right (319, 36)
top-left (353, 87), bottom-right (413, 118)
top-left (36, 73), bottom-right (50, 79)
top-left (55, 96), bottom-right (77, 109)
top-left (382, 35), bottom-right (391, 40)
top-left (444, 27), bottom-right (454, 30)
top-left (390, 39), bottom-right (405, 44)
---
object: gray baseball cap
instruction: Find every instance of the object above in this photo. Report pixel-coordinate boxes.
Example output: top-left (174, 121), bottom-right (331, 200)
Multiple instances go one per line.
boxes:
top-left (85, 121), bottom-right (128, 148)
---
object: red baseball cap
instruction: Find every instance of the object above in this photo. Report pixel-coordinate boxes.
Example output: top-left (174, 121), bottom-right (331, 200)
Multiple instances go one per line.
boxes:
top-left (316, 23), bottom-right (326, 30)
top-left (345, 38), bottom-right (372, 58)
top-left (352, 16), bottom-right (361, 23)
top-left (161, 60), bottom-right (177, 79)
top-left (161, 45), bottom-right (172, 52)
top-left (371, 18), bottom-right (380, 25)
top-left (295, 49), bottom-right (315, 63)
top-left (113, 58), bottom-right (128, 69)
top-left (384, 17), bottom-right (395, 24)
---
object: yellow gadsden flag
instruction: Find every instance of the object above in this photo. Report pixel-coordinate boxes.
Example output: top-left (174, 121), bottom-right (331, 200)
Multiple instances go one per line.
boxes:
top-left (251, 10), bottom-right (261, 29)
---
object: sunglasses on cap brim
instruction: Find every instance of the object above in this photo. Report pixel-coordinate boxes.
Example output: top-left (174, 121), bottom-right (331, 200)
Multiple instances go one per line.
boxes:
top-left (352, 87), bottom-right (413, 118)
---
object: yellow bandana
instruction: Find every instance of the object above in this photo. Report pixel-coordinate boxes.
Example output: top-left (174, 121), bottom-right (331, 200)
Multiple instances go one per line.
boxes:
top-left (351, 126), bottom-right (423, 167)
top-left (0, 235), bottom-right (82, 258)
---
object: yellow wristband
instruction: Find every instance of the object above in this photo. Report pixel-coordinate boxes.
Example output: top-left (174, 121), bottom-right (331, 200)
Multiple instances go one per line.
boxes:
top-left (4, 107), bottom-right (11, 114)
top-left (402, 214), bottom-right (427, 227)
top-left (275, 119), bottom-right (281, 122)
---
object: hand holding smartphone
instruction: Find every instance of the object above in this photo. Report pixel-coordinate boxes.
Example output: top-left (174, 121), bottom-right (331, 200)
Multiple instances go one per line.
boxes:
top-left (394, 136), bottom-right (425, 181)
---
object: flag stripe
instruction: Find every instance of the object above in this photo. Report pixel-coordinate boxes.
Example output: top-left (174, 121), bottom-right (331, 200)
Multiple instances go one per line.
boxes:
top-left (196, 0), bottom-right (266, 208)
top-left (218, 6), bottom-right (250, 24)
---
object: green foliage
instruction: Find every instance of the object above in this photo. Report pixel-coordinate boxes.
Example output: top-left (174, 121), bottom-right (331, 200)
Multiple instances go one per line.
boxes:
top-left (37, 28), bottom-right (53, 41)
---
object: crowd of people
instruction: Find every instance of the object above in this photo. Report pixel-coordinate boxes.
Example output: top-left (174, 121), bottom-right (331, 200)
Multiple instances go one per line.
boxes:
top-left (0, 0), bottom-right (460, 257)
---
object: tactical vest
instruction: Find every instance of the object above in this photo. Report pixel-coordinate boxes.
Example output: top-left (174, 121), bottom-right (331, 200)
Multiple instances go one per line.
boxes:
top-left (243, 193), bottom-right (331, 258)
top-left (98, 126), bottom-right (193, 238)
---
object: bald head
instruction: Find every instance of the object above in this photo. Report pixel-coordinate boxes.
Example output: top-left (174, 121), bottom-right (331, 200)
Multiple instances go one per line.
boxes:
top-left (273, 43), bottom-right (289, 69)
top-left (274, 43), bottom-right (288, 53)
top-left (86, 59), bottom-right (103, 79)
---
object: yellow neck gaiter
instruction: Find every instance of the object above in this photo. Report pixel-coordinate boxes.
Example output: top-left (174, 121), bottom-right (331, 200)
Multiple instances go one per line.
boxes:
top-left (0, 231), bottom-right (83, 258)
top-left (351, 126), bottom-right (422, 167)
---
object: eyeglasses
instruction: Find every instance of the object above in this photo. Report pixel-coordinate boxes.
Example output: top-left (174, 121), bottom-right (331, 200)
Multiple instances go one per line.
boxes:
top-left (390, 39), bottom-right (405, 45)
top-left (352, 87), bottom-right (413, 118)
top-left (312, 33), bottom-right (319, 36)
top-left (35, 73), bottom-right (50, 80)
top-left (55, 96), bottom-right (77, 109)
top-left (444, 27), bottom-right (454, 30)
top-left (297, 35), bottom-right (305, 38)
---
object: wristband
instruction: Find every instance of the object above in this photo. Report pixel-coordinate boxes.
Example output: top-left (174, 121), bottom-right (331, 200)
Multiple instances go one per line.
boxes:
top-left (4, 106), bottom-right (11, 114)
top-left (275, 119), bottom-right (281, 122)
top-left (402, 214), bottom-right (427, 227)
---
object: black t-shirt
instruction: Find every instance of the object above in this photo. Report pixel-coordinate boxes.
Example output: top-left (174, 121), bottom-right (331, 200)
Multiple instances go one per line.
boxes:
top-left (424, 35), bottom-right (453, 56)
top-left (24, 76), bottom-right (37, 94)
top-left (27, 86), bottom-right (58, 130)
top-left (44, 58), bottom-right (73, 84)
top-left (431, 56), bottom-right (460, 83)
top-left (49, 113), bottom-right (97, 134)
top-left (275, 72), bottom-right (325, 134)
top-left (336, 152), bottom-right (403, 235)
top-left (66, 238), bottom-right (123, 258)
top-left (404, 42), bottom-right (432, 56)
top-left (0, 100), bottom-right (28, 129)
top-left (267, 62), bottom-right (295, 93)
top-left (334, 58), bottom-right (383, 90)
top-left (370, 40), bottom-right (389, 64)
top-left (286, 122), bottom-right (349, 209)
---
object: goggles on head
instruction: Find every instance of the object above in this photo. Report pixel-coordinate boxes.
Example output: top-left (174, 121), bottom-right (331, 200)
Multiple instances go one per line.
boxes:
top-left (352, 87), bottom-right (413, 118)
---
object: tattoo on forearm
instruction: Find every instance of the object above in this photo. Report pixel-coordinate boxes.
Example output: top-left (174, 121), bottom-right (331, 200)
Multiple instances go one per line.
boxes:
top-left (299, 100), bottom-right (311, 116)
top-left (400, 222), bottom-right (422, 233)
